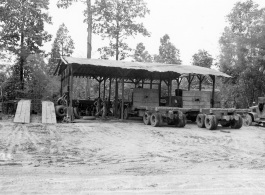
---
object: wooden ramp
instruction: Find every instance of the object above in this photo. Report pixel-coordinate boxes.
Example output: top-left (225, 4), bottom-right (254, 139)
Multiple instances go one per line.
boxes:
top-left (42, 101), bottom-right (57, 124)
top-left (14, 100), bottom-right (31, 123)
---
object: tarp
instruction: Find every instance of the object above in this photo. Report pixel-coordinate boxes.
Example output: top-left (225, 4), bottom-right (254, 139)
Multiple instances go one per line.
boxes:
top-left (56, 56), bottom-right (231, 78)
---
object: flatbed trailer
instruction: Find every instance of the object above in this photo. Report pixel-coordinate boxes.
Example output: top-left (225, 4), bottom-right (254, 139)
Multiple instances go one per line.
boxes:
top-left (124, 88), bottom-right (248, 130)
top-left (196, 108), bottom-right (249, 130)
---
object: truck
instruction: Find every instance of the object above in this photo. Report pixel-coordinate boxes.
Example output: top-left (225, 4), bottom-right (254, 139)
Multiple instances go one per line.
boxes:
top-left (123, 87), bottom-right (244, 130)
top-left (245, 97), bottom-right (265, 126)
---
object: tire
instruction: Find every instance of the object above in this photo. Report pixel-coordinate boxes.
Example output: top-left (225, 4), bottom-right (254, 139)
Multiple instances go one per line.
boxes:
top-left (176, 113), bottom-right (186, 127)
top-left (245, 114), bottom-right (253, 126)
top-left (124, 108), bottom-right (129, 120)
top-left (143, 111), bottom-right (151, 125)
top-left (231, 114), bottom-right (243, 129)
top-left (150, 113), bottom-right (161, 127)
top-left (220, 120), bottom-right (230, 127)
top-left (204, 115), bottom-right (218, 130)
top-left (55, 105), bottom-right (66, 118)
top-left (83, 116), bottom-right (96, 120)
top-left (196, 114), bottom-right (206, 128)
top-left (73, 107), bottom-right (81, 119)
top-left (167, 119), bottom-right (175, 125)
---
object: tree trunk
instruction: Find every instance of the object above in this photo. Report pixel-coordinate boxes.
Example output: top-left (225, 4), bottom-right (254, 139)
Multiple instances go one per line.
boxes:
top-left (86, 0), bottom-right (92, 58)
top-left (86, 0), bottom-right (92, 98)
top-left (20, 32), bottom-right (24, 90)
top-left (116, 35), bottom-right (119, 60)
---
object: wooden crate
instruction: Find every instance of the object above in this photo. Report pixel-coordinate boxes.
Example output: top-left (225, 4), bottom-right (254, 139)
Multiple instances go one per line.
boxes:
top-left (133, 88), bottom-right (159, 108)
top-left (182, 91), bottom-right (211, 109)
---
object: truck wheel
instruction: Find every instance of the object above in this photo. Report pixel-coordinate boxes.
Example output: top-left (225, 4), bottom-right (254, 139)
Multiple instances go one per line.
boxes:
top-left (167, 119), bottom-right (175, 125)
top-left (150, 113), bottom-right (161, 127)
top-left (124, 108), bottom-right (129, 120)
top-left (220, 120), bottom-right (230, 127)
top-left (143, 111), bottom-right (151, 125)
top-left (245, 114), bottom-right (252, 126)
top-left (231, 114), bottom-right (243, 129)
top-left (196, 114), bottom-right (206, 128)
top-left (55, 105), bottom-right (66, 118)
top-left (73, 107), bottom-right (81, 119)
top-left (176, 114), bottom-right (186, 127)
top-left (204, 115), bottom-right (218, 130)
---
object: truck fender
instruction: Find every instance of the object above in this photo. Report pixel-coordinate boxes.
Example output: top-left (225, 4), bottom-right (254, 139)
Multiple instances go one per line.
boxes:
top-left (248, 112), bottom-right (258, 121)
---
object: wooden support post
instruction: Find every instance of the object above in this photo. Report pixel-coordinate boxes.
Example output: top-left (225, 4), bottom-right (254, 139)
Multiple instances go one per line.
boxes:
top-left (98, 79), bottom-right (101, 98)
top-left (169, 79), bottom-right (172, 106)
top-left (103, 78), bottom-right (106, 98)
top-left (199, 76), bottom-right (202, 91)
top-left (210, 75), bottom-right (215, 108)
top-left (187, 74), bottom-right (195, 91)
top-left (85, 77), bottom-right (91, 99)
top-left (67, 67), bottom-right (70, 106)
top-left (150, 79), bottom-right (153, 89)
top-left (108, 78), bottom-right (112, 103)
top-left (167, 82), bottom-right (170, 95)
top-left (197, 75), bottom-right (205, 91)
top-left (114, 78), bottom-right (118, 118)
top-left (188, 74), bottom-right (191, 91)
top-left (60, 74), bottom-right (63, 96)
top-left (69, 65), bottom-right (74, 121)
top-left (159, 79), bottom-right (162, 106)
top-left (142, 79), bottom-right (144, 88)
top-left (121, 76), bottom-right (124, 120)
top-left (176, 77), bottom-right (182, 90)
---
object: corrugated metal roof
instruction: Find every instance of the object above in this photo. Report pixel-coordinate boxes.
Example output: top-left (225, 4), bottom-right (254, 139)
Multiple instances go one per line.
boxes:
top-left (56, 56), bottom-right (231, 78)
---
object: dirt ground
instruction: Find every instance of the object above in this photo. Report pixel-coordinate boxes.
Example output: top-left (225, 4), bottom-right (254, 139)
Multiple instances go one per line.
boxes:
top-left (1, 115), bottom-right (265, 194)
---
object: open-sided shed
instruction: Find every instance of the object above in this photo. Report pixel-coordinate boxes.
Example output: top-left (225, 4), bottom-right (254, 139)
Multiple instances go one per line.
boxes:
top-left (54, 56), bottom-right (230, 120)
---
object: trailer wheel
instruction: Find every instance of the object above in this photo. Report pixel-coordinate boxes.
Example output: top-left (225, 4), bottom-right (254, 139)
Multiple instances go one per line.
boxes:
top-left (231, 114), bottom-right (243, 129)
top-left (150, 113), bottom-right (161, 127)
top-left (73, 107), bottom-right (81, 119)
top-left (204, 115), bottom-right (218, 130)
top-left (196, 114), bottom-right (206, 128)
top-left (55, 105), bottom-right (66, 118)
top-left (143, 111), bottom-right (151, 125)
top-left (245, 114), bottom-right (252, 126)
top-left (124, 108), bottom-right (129, 120)
top-left (220, 120), bottom-right (230, 127)
top-left (176, 114), bottom-right (186, 127)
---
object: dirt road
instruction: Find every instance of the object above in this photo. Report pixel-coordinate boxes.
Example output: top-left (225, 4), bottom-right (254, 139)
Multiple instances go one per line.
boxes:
top-left (1, 117), bottom-right (265, 194)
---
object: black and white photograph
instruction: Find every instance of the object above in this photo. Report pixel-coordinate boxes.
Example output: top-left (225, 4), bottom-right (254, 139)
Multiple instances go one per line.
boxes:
top-left (1, 0), bottom-right (265, 194)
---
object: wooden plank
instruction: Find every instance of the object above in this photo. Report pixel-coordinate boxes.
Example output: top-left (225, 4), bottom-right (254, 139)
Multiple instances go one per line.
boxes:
top-left (42, 101), bottom-right (47, 123)
top-left (42, 101), bottom-right (57, 124)
top-left (14, 100), bottom-right (31, 123)
top-left (45, 101), bottom-right (51, 123)
top-left (133, 102), bottom-right (159, 107)
top-left (133, 88), bottom-right (159, 107)
top-left (183, 91), bottom-right (210, 98)
top-left (14, 100), bottom-right (23, 122)
top-left (24, 100), bottom-right (31, 123)
top-left (182, 96), bottom-right (210, 102)
top-left (51, 106), bottom-right (57, 123)
top-left (183, 101), bottom-right (210, 107)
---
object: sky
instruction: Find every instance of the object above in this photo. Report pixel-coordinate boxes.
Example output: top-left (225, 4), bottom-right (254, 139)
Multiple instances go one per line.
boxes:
top-left (43, 0), bottom-right (265, 65)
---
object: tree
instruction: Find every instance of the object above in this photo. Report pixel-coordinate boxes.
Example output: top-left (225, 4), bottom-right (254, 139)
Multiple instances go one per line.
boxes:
top-left (48, 23), bottom-right (75, 75)
top-left (0, 0), bottom-right (52, 89)
top-left (91, 0), bottom-right (150, 60)
top-left (219, 0), bottom-right (265, 107)
top-left (154, 34), bottom-right (181, 64)
top-left (133, 42), bottom-right (152, 62)
top-left (192, 50), bottom-right (213, 68)
top-left (57, 0), bottom-right (92, 58)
